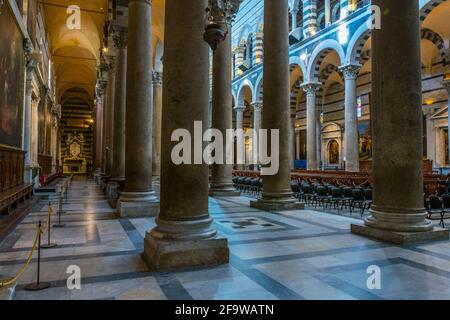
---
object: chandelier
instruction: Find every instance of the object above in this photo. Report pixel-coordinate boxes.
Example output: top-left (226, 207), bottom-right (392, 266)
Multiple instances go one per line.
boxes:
top-left (203, 0), bottom-right (241, 52)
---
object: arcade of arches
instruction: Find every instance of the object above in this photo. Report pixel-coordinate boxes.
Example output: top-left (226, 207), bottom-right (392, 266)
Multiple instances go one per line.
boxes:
top-left (1, 0), bottom-right (450, 300)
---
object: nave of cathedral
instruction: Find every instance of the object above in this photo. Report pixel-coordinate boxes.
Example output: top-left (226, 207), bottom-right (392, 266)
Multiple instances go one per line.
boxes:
top-left (1, 0), bottom-right (450, 300)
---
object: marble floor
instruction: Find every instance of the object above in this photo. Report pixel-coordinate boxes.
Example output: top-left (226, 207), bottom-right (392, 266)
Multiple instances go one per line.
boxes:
top-left (1, 177), bottom-right (450, 300)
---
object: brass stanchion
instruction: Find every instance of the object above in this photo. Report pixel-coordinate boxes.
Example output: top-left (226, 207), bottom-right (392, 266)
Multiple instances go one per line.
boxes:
top-left (53, 189), bottom-right (66, 228)
top-left (41, 202), bottom-right (57, 249)
top-left (24, 221), bottom-right (51, 291)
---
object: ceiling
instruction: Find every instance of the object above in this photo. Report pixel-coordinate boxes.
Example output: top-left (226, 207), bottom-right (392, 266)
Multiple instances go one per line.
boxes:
top-left (41, 0), bottom-right (165, 102)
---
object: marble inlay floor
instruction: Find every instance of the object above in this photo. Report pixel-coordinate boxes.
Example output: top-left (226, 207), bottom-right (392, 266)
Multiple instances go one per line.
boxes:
top-left (1, 177), bottom-right (450, 300)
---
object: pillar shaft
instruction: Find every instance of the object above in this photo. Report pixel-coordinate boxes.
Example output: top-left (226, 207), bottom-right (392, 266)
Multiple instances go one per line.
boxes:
top-left (152, 71), bottom-right (163, 176)
top-left (351, 0), bottom-right (448, 244)
top-left (111, 28), bottom-right (128, 181)
top-left (325, 0), bottom-right (331, 25)
top-left (104, 57), bottom-right (116, 176)
top-left (443, 80), bottom-right (450, 165)
top-left (340, 64), bottom-right (361, 172)
top-left (251, 0), bottom-right (303, 211)
top-left (144, 0), bottom-right (228, 271)
top-left (119, 0), bottom-right (159, 217)
top-left (303, 83), bottom-right (321, 170)
top-left (23, 76), bottom-right (34, 183)
top-left (210, 22), bottom-right (239, 196)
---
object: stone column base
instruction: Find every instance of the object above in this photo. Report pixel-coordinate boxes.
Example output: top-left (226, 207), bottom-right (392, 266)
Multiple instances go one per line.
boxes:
top-left (143, 234), bottom-right (229, 271)
top-left (209, 189), bottom-right (241, 197)
top-left (250, 198), bottom-right (305, 211)
top-left (106, 181), bottom-right (121, 208)
top-left (351, 223), bottom-right (449, 244)
top-left (118, 191), bottom-right (160, 218)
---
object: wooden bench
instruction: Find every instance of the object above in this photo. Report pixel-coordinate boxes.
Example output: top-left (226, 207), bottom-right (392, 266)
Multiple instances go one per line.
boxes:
top-left (0, 184), bottom-right (34, 215)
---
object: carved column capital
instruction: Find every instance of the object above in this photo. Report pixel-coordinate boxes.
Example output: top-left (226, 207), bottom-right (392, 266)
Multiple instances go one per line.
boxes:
top-left (301, 82), bottom-right (322, 95)
top-left (112, 26), bottom-right (128, 49)
top-left (251, 101), bottom-right (263, 112)
top-left (442, 79), bottom-right (450, 94)
top-left (234, 105), bottom-right (246, 113)
top-left (339, 63), bottom-right (362, 80)
top-left (152, 71), bottom-right (163, 87)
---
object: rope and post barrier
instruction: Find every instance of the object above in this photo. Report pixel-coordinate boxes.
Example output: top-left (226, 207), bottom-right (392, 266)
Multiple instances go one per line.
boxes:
top-left (53, 186), bottom-right (66, 228)
top-left (24, 221), bottom-right (51, 291)
top-left (41, 202), bottom-right (57, 249)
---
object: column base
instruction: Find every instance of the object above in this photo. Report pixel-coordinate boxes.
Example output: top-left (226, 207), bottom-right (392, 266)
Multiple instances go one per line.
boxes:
top-left (351, 223), bottom-right (449, 245)
top-left (209, 189), bottom-right (240, 197)
top-left (250, 195), bottom-right (305, 211)
top-left (118, 191), bottom-right (159, 218)
top-left (106, 180), bottom-right (124, 209)
top-left (143, 234), bottom-right (229, 271)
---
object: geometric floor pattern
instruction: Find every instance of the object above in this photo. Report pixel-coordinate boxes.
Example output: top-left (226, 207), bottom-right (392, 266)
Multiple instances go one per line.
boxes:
top-left (1, 177), bottom-right (450, 300)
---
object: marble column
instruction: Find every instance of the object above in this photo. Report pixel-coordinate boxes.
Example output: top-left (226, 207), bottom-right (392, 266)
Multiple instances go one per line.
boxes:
top-left (152, 71), bottom-right (163, 176)
top-left (250, 0), bottom-right (303, 211)
top-left (291, 9), bottom-right (298, 30)
top-left (99, 79), bottom-right (108, 177)
top-left (425, 111), bottom-right (436, 166)
top-left (210, 21), bottom-right (239, 197)
top-left (107, 27), bottom-right (128, 207)
top-left (302, 82), bottom-right (321, 170)
top-left (143, 0), bottom-right (228, 271)
top-left (351, 0), bottom-right (448, 244)
top-left (251, 102), bottom-right (263, 167)
top-left (234, 105), bottom-right (246, 169)
top-left (104, 57), bottom-right (116, 177)
top-left (23, 78), bottom-right (34, 183)
top-left (325, 0), bottom-right (331, 25)
top-left (443, 79), bottom-right (450, 165)
top-left (95, 82), bottom-right (106, 172)
top-left (340, 64), bottom-right (361, 172)
top-left (118, 0), bottom-right (159, 217)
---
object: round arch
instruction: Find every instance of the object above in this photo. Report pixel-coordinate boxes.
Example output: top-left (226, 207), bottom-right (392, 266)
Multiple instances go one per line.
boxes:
top-left (345, 22), bottom-right (371, 65)
top-left (306, 40), bottom-right (345, 82)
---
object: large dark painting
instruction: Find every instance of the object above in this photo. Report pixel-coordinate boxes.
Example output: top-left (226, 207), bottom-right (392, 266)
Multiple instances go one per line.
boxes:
top-left (0, 4), bottom-right (24, 148)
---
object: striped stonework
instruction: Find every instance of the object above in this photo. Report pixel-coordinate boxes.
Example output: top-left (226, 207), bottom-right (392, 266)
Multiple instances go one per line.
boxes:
top-left (252, 32), bottom-right (264, 64)
top-left (421, 27), bottom-right (447, 63)
top-left (420, 0), bottom-right (446, 22)
top-left (302, 0), bottom-right (317, 37)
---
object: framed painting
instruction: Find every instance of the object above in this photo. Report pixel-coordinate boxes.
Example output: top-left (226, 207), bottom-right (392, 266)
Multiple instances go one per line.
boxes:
top-left (0, 2), bottom-right (24, 148)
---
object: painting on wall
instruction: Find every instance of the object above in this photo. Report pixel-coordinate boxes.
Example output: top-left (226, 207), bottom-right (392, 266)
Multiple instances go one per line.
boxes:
top-left (0, 4), bottom-right (24, 148)
top-left (358, 120), bottom-right (372, 160)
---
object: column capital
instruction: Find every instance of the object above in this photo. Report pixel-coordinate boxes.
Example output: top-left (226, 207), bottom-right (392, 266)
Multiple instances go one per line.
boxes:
top-left (152, 71), bottom-right (163, 86)
top-left (251, 101), bottom-right (263, 112)
top-left (442, 78), bottom-right (450, 93)
top-left (105, 55), bottom-right (116, 72)
top-left (234, 105), bottom-right (246, 113)
top-left (301, 82), bottom-right (322, 94)
top-left (112, 26), bottom-right (128, 49)
top-left (339, 63), bottom-right (362, 80)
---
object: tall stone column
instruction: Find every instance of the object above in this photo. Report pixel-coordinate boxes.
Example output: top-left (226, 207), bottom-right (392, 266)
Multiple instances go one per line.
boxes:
top-left (250, 0), bottom-right (303, 211)
top-left (340, 64), bottom-right (361, 172)
top-left (443, 79), bottom-right (450, 165)
top-left (234, 105), bottom-right (246, 169)
top-left (351, 0), bottom-right (448, 243)
top-left (325, 0), bottom-right (331, 25)
top-left (302, 82), bottom-right (321, 170)
top-left (23, 79), bottom-right (35, 183)
top-left (118, 0), bottom-right (159, 217)
top-left (251, 102), bottom-right (263, 167)
top-left (107, 27), bottom-right (128, 206)
top-left (104, 57), bottom-right (116, 177)
top-left (144, 0), bottom-right (228, 271)
top-left (152, 71), bottom-right (163, 176)
top-left (291, 8), bottom-right (298, 30)
top-left (210, 21), bottom-right (239, 197)
top-left (95, 82), bottom-right (106, 172)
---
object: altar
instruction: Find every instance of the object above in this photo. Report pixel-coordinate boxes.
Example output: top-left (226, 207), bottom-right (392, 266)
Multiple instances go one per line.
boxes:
top-left (62, 132), bottom-right (88, 174)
